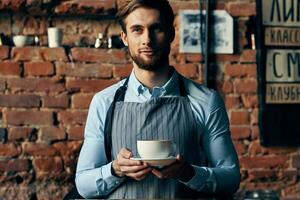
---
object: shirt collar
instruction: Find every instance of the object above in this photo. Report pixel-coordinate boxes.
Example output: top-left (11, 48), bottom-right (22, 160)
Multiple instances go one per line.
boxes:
top-left (128, 68), bottom-right (180, 97)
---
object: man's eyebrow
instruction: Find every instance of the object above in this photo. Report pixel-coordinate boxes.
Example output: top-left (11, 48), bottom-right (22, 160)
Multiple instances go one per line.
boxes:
top-left (129, 24), bottom-right (143, 30)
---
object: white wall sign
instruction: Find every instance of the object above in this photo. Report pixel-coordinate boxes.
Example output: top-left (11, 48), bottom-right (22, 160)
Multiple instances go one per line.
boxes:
top-left (179, 10), bottom-right (234, 54)
top-left (266, 49), bottom-right (300, 103)
top-left (262, 0), bottom-right (300, 26)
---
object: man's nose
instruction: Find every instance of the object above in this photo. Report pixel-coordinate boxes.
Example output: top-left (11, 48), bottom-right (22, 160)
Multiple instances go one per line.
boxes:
top-left (142, 30), bottom-right (152, 46)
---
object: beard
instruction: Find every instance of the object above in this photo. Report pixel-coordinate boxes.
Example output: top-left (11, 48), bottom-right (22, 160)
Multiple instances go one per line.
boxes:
top-left (128, 45), bottom-right (170, 72)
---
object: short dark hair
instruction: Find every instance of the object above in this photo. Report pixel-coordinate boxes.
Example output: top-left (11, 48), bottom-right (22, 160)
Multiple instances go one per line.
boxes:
top-left (116, 0), bottom-right (175, 33)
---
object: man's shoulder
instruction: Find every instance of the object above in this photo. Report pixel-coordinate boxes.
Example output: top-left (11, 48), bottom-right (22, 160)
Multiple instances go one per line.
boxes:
top-left (93, 79), bottom-right (126, 104)
top-left (182, 76), bottom-right (217, 103)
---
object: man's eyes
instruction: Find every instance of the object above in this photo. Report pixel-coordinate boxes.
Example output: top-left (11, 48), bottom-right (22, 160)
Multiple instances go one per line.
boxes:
top-left (132, 27), bottom-right (143, 33)
top-left (130, 25), bottom-right (164, 34)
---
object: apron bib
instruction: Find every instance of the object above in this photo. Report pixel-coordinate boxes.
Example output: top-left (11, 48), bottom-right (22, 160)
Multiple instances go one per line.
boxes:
top-left (105, 75), bottom-right (206, 198)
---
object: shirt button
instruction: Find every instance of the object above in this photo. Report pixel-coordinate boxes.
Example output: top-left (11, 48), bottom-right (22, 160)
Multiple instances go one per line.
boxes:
top-left (115, 181), bottom-right (119, 184)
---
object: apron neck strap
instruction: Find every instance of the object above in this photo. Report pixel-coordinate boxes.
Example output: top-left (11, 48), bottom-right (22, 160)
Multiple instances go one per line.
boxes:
top-left (178, 74), bottom-right (187, 96)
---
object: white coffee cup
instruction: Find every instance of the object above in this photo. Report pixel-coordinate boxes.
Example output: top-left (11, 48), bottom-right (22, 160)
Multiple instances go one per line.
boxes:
top-left (137, 140), bottom-right (176, 159)
top-left (13, 35), bottom-right (33, 47)
top-left (47, 27), bottom-right (63, 48)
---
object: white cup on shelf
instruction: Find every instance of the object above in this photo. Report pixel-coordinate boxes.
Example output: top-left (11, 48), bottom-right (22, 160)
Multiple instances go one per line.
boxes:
top-left (47, 27), bottom-right (63, 48)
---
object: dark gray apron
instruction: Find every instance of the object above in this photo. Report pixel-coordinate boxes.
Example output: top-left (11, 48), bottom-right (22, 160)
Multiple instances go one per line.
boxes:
top-left (104, 75), bottom-right (207, 199)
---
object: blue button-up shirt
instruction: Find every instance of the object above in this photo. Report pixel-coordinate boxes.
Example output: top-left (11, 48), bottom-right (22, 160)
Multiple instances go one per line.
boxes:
top-left (76, 70), bottom-right (240, 198)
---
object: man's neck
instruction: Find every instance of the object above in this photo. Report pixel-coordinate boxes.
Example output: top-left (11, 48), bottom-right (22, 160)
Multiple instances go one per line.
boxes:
top-left (133, 63), bottom-right (173, 91)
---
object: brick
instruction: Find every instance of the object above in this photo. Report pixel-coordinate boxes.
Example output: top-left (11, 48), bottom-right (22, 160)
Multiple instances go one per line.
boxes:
top-left (8, 127), bottom-right (35, 141)
top-left (240, 156), bottom-right (289, 169)
top-left (221, 81), bottom-right (233, 94)
top-left (24, 62), bottom-right (54, 76)
top-left (0, 46), bottom-right (9, 60)
top-left (66, 79), bottom-right (117, 92)
top-left (0, 13), bottom-right (11, 35)
top-left (278, 169), bottom-right (297, 183)
top-left (249, 140), bottom-right (297, 156)
top-left (0, 159), bottom-right (30, 172)
top-left (0, 185), bottom-right (37, 200)
top-left (174, 63), bottom-right (198, 78)
top-left (248, 140), bottom-right (266, 156)
top-left (215, 54), bottom-right (240, 62)
top-left (185, 54), bottom-right (204, 63)
top-left (41, 48), bottom-right (68, 61)
top-left (230, 110), bottom-right (250, 125)
top-left (233, 141), bottom-right (247, 155)
top-left (40, 127), bottom-right (66, 142)
top-left (7, 78), bottom-right (65, 93)
top-left (5, 110), bottom-right (53, 125)
top-left (22, 16), bottom-right (47, 35)
top-left (292, 155), bottom-right (300, 168)
top-left (63, 156), bottom-right (77, 173)
top-left (225, 95), bottom-right (241, 108)
top-left (0, 128), bottom-right (7, 141)
top-left (113, 64), bottom-right (133, 78)
top-left (250, 108), bottom-right (258, 125)
top-left (33, 157), bottom-right (63, 172)
top-left (0, 0), bottom-right (26, 11)
top-left (56, 62), bottom-right (112, 78)
top-left (240, 50), bottom-right (257, 63)
top-left (0, 143), bottom-right (21, 157)
top-left (241, 95), bottom-right (258, 108)
top-left (55, 0), bottom-right (115, 15)
top-left (170, 1), bottom-right (225, 14)
top-left (251, 125), bottom-right (259, 140)
top-left (58, 110), bottom-right (87, 126)
top-left (11, 47), bottom-right (43, 61)
top-left (172, 53), bottom-right (185, 64)
top-left (35, 183), bottom-right (68, 199)
top-left (225, 63), bottom-right (256, 78)
top-left (0, 79), bottom-right (5, 91)
top-left (0, 94), bottom-right (40, 107)
top-left (72, 93), bottom-right (93, 109)
top-left (42, 94), bottom-right (69, 108)
top-left (67, 126), bottom-right (84, 140)
top-left (53, 141), bottom-right (82, 157)
top-left (22, 142), bottom-right (58, 156)
top-left (248, 169), bottom-right (277, 181)
top-left (226, 2), bottom-right (256, 17)
top-left (0, 62), bottom-right (20, 76)
top-left (71, 48), bottom-right (127, 63)
top-left (234, 79), bottom-right (257, 94)
top-left (230, 126), bottom-right (251, 140)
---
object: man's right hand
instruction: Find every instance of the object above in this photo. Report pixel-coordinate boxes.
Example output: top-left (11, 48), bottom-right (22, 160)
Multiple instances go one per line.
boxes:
top-left (112, 148), bottom-right (151, 181)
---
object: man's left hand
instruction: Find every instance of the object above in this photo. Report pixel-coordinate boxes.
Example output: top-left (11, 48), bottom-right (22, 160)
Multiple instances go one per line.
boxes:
top-left (151, 155), bottom-right (195, 181)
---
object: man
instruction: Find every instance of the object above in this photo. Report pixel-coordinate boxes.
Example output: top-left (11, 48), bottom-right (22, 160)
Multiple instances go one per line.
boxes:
top-left (75, 0), bottom-right (240, 198)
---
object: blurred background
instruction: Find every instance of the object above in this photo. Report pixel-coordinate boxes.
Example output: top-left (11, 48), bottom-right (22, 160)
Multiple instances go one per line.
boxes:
top-left (0, 0), bottom-right (299, 199)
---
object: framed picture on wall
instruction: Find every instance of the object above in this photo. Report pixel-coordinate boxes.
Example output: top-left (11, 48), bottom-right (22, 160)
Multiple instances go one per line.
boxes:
top-left (179, 10), bottom-right (234, 54)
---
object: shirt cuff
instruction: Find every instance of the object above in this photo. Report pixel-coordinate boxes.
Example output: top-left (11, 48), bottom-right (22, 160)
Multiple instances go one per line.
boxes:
top-left (179, 165), bottom-right (210, 191)
top-left (101, 162), bottom-right (125, 187)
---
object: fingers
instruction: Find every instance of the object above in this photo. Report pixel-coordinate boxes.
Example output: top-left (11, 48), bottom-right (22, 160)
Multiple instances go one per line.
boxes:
top-left (117, 154), bottom-right (142, 166)
top-left (120, 163), bottom-right (149, 174)
top-left (151, 154), bottom-right (186, 179)
top-left (117, 148), bottom-right (142, 166)
top-left (119, 148), bottom-right (133, 159)
top-left (127, 167), bottom-right (152, 181)
top-left (114, 148), bottom-right (151, 181)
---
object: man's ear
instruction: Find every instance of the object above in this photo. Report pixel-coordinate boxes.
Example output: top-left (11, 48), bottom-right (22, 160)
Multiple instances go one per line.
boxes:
top-left (121, 31), bottom-right (128, 46)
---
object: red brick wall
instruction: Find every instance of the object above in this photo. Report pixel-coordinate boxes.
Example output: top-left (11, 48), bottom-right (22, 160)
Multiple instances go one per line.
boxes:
top-left (0, 0), bottom-right (299, 199)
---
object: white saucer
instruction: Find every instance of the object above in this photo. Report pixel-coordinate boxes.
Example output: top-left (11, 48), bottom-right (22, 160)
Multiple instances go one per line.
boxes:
top-left (130, 157), bottom-right (176, 167)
